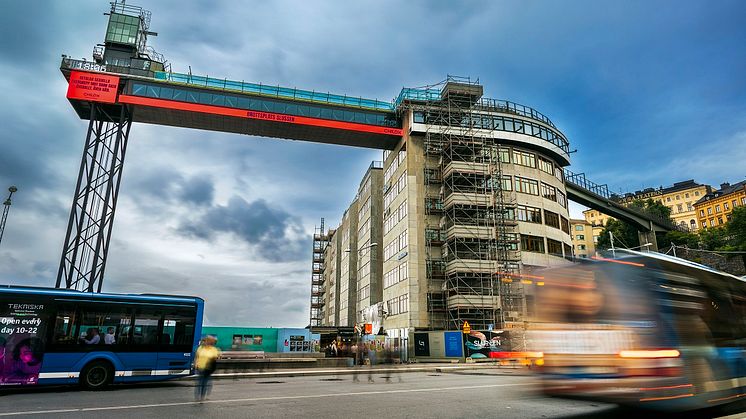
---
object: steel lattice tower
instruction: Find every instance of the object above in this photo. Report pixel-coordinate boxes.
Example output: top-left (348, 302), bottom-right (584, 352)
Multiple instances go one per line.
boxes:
top-left (56, 104), bottom-right (132, 292)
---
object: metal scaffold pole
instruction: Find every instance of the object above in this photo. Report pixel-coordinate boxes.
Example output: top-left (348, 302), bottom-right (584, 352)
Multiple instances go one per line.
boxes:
top-left (56, 103), bottom-right (132, 292)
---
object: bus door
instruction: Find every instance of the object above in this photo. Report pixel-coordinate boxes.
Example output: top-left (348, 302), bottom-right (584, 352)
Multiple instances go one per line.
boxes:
top-left (115, 308), bottom-right (161, 374)
top-left (156, 309), bottom-right (197, 375)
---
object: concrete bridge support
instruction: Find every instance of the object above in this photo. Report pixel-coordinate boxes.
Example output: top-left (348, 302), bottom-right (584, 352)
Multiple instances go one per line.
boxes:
top-left (637, 230), bottom-right (659, 252)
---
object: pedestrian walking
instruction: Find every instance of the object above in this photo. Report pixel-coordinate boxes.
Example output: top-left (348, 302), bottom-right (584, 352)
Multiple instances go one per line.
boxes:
top-left (194, 336), bottom-right (221, 401)
top-left (351, 343), bottom-right (360, 382)
top-left (367, 343), bottom-right (377, 383)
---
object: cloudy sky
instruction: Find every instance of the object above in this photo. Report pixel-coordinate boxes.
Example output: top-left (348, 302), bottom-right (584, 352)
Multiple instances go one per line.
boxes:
top-left (1, 1), bottom-right (744, 326)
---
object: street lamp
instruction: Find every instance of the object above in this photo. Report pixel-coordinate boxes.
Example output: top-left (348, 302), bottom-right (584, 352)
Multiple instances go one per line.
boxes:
top-left (0, 186), bottom-right (18, 248)
top-left (344, 243), bottom-right (378, 254)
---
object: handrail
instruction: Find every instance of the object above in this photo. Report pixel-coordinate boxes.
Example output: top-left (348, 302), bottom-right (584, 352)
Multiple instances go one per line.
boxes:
top-left (564, 169), bottom-right (684, 232)
top-left (153, 71), bottom-right (395, 112)
top-left (394, 87), bottom-right (557, 128)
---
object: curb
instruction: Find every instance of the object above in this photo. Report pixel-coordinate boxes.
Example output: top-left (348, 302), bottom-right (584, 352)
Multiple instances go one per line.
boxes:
top-left (200, 364), bottom-right (532, 380)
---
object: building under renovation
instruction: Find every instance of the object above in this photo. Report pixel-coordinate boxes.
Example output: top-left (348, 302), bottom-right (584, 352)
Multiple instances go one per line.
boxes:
top-left (311, 77), bottom-right (573, 346)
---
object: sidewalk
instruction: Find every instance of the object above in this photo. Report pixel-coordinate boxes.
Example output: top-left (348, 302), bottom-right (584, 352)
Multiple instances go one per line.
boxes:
top-left (207, 362), bottom-right (531, 380)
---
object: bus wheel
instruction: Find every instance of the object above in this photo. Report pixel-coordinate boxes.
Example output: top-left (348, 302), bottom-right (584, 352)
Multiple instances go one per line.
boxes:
top-left (81, 360), bottom-right (113, 390)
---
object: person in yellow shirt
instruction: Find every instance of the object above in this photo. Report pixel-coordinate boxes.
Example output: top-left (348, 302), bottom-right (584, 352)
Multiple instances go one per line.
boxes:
top-left (194, 336), bottom-right (220, 401)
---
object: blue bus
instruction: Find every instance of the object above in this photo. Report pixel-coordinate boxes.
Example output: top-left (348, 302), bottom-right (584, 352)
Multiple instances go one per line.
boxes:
top-left (0, 285), bottom-right (203, 389)
top-left (530, 250), bottom-right (746, 411)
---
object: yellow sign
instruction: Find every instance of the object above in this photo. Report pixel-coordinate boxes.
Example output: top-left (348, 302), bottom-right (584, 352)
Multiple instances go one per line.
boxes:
top-left (462, 321), bottom-right (471, 334)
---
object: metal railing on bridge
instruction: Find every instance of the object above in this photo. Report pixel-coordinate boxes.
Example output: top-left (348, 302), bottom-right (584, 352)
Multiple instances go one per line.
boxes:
top-left (564, 170), bottom-right (612, 199)
top-left (564, 169), bottom-right (684, 232)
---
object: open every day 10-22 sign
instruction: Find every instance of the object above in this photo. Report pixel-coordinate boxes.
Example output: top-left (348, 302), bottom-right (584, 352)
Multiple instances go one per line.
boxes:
top-left (67, 71), bottom-right (120, 104)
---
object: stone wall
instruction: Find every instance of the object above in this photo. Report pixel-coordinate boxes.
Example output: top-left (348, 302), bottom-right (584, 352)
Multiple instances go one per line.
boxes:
top-left (674, 247), bottom-right (745, 276)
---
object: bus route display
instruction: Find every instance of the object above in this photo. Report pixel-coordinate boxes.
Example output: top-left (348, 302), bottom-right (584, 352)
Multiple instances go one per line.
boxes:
top-left (0, 301), bottom-right (49, 385)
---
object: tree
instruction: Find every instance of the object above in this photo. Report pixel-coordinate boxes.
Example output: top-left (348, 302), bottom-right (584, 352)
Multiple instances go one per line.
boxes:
top-left (660, 230), bottom-right (699, 249)
top-left (596, 218), bottom-right (639, 251)
top-left (727, 206), bottom-right (746, 250)
top-left (596, 199), bottom-right (672, 251)
top-left (631, 198), bottom-right (672, 220)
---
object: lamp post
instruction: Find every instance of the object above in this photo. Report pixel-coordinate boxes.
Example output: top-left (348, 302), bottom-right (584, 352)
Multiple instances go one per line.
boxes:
top-left (0, 186), bottom-right (18, 248)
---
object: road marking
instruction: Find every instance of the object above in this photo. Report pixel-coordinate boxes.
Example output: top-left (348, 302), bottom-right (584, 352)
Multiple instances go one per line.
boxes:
top-left (0, 383), bottom-right (533, 416)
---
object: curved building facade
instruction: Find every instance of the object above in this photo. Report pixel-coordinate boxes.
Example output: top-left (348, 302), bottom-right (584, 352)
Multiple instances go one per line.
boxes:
top-left (381, 79), bottom-right (573, 339)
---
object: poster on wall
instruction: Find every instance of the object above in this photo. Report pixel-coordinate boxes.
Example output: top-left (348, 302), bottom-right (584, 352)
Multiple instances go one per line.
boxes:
top-left (463, 330), bottom-right (509, 359)
top-left (1, 301), bottom-right (49, 385)
top-left (444, 332), bottom-right (463, 357)
top-left (413, 333), bottom-right (430, 357)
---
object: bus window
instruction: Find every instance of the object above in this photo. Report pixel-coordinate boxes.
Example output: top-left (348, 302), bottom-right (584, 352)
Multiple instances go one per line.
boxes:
top-left (52, 305), bottom-right (79, 345)
top-left (133, 310), bottom-right (160, 346)
top-left (78, 306), bottom-right (133, 346)
top-left (162, 310), bottom-right (196, 348)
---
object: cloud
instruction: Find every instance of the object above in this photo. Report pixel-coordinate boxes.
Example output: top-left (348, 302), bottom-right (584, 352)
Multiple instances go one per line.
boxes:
top-left (179, 196), bottom-right (307, 262)
top-left (1, 0), bottom-right (745, 328)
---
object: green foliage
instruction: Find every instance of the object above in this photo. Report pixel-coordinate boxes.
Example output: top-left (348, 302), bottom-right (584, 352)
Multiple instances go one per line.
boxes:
top-left (596, 218), bottom-right (639, 250)
top-left (697, 226), bottom-right (729, 250)
top-left (727, 206), bottom-right (746, 250)
top-left (660, 230), bottom-right (699, 249)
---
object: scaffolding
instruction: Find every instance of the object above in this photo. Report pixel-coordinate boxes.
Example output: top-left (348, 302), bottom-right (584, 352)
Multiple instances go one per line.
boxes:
top-left (310, 218), bottom-right (330, 327)
top-left (401, 76), bottom-right (523, 333)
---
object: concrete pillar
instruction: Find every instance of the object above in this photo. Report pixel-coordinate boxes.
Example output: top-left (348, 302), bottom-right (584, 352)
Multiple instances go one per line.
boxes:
top-left (637, 230), bottom-right (658, 252)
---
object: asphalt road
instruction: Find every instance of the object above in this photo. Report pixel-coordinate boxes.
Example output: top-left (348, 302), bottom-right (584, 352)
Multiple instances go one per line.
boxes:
top-left (0, 370), bottom-right (745, 418)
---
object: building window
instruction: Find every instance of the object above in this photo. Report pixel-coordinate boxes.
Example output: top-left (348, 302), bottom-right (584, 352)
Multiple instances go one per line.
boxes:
top-left (512, 150), bottom-right (536, 168)
top-left (541, 182), bottom-right (557, 202)
top-left (718, 217), bottom-right (724, 225)
top-left (733, 200), bottom-right (738, 208)
top-left (574, 225), bottom-right (585, 231)
top-left (685, 193), bottom-right (690, 198)
top-left (560, 217), bottom-right (570, 234)
top-left (707, 207), bottom-right (713, 215)
top-left (724, 202), bottom-right (730, 211)
top-left (538, 157), bottom-right (553, 175)
top-left (544, 210), bottom-right (560, 229)
top-left (554, 166), bottom-right (563, 182)
top-left (516, 205), bottom-right (542, 223)
top-left (515, 177), bottom-right (539, 195)
top-left (695, 191), bottom-right (700, 196)
top-left (699, 209), bottom-right (705, 217)
top-left (742, 197), bottom-right (746, 205)
top-left (521, 235), bottom-right (545, 253)
top-left (715, 205), bottom-right (721, 213)
top-left (397, 171), bottom-right (407, 193)
top-left (576, 234), bottom-right (585, 240)
top-left (667, 197), bottom-right (671, 202)
top-left (676, 195), bottom-right (680, 200)
top-left (547, 239), bottom-right (563, 256)
top-left (702, 221), bottom-right (707, 228)
top-left (710, 219), bottom-right (715, 227)
top-left (687, 203), bottom-right (693, 211)
top-left (557, 191), bottom-right (567, 208)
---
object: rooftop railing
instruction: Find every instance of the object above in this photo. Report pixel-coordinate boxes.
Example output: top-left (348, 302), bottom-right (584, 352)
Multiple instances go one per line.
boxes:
top-left (153, 71), bottom-right (396, 112)
top-left (395, 87), bottom-right (557, 128)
